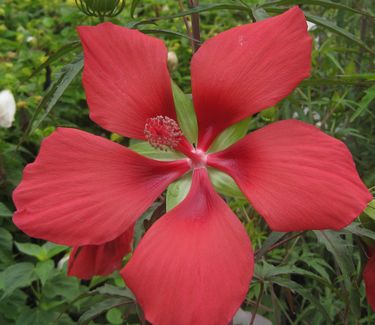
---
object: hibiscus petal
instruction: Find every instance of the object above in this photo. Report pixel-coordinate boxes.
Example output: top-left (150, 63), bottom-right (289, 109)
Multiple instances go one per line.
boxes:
top-left (68, 226), bottom-right (134, 280)
top-left (78, 23), bottom-right (176, 139)
top-left (191, 7), bottom-right (312, 150)
top-left (13, 128), bottom-right (190, 246)
top-left (122, 168), bottom-right (253, 325)
top-left (364, 252), bottom-right (375, 311)
top-left (208, 120), bottom-right (372, 231)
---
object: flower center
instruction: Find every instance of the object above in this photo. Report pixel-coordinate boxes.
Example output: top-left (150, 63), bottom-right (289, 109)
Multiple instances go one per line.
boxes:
top-left (144, 116), bottom-right (183, 151)
top-left (188, 148), bottom-right (207, 169)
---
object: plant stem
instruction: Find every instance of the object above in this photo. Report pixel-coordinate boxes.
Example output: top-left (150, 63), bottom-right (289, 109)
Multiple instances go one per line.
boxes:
top-left (188, 0), bottom-right (201, 52)
top-left (249, 281), bottom-right (264, 325)
top-left (255, 231), bottom-right (306, 260)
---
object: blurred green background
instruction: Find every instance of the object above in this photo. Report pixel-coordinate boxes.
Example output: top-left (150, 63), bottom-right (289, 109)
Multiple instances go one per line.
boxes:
top-left (0, 0), bottom-right (374, 324)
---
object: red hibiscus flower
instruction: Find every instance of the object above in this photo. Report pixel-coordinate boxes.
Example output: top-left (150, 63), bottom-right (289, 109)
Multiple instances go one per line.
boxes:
top-left (13, 7), bottom-right (371, 325)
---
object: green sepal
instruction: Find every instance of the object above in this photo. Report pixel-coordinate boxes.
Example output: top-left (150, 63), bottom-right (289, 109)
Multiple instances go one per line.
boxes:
top-left (208, 168), bottom-right (245, 198)
top-left (166, 173), bottom-right (192, 211)
top-left (359, 199), bottom-right (375, 247)
top-left (129, 140), bottom-right (184, 161)
top-left (171, 80), bottom-right (198, 145)
top-left (208, 117), bottom-right (250, 153)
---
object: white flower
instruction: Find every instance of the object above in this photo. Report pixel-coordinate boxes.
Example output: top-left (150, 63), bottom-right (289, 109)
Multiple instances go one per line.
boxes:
top-left (292, 112), bottom-right (299, 119)
top-left (0, 90), bottom-right (16, 128)
top-left (307, 21), bottom-right (317, 31)
top-left (26, 36), bottom-right (35, 43)
top-left (312, 111), bottom-right (321, 121)
top-left (303, 106), bottom-right (310, 115)
top-left (316, 121), bottom-right (322, 128)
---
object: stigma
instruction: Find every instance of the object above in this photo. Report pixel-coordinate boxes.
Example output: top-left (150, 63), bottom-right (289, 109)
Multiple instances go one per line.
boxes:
top-left (144, 116), bottom-right (183, 151)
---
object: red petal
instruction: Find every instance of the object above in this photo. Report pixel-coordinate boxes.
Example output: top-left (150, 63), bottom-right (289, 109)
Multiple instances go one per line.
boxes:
top-left (13, 128), bottom-right (189, 246)
top-left (191, 7), bottom-right (312, 150)
top-left (208, 120), bottom-right (372, 231)
top-left (122, 169), bottom-right (253, 325)
top-left (68, 226), bottom-right (134, 280)
top-left (364, 252), bottom-right (375, 311)
top-left (78, 23), bottom-right (176, 139)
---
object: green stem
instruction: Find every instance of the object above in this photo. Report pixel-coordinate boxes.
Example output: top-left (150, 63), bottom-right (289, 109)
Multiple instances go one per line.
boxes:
top-left (249, 281), bottom-right (264, 325)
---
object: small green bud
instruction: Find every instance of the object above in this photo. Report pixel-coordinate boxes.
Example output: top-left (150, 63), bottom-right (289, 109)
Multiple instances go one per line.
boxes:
top-left (75, 0), bottom-right (126, 19)
top-left (167, 51), bottom-right (178, 72)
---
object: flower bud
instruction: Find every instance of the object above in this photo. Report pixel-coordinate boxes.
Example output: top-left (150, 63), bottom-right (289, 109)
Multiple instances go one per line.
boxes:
top-left (76, 0), bottom-right (126, 18)
top-left (167, 51), bottom-right (178, 72)
top-left (0, 90), bottom-right (16, 128)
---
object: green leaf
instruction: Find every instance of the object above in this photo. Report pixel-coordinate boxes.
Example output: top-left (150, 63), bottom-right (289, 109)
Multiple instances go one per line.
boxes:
top-left (208, 117), bottom-right (250, 152)
top-left (129, 140), bottom-right (183, 161)
top-left (106, 308), bottom-right (123, 324)
top-left (16, 308), bottom-right (57, 325)
top-left (42, 242), bottom-right (68, 260)
top-left (30, 41), bottom-right (80, 78)
top-left (15, 242), bottom-right (44, 260)
top-left (43, 273), bottom-right (81, 302)
top-left (134, 203), bottom-right (161, 247)
top-left (1, 263), bottom-right (36, 299)
top-left (0, 228), bottom-right (12, 253)
top-left (260, 0), bottom-right (375, 18)
top-left (131, 3), bottom-right (248, 28)
top-left (92, 284), bottom-right (135, 300)
top-left (15, 242), bottom-right (66, 261)
top-left (78, 297), bottom-right (133, 325)
top-left (350, 85), bottom-right (375, 122)
top-left (363, 199), bottom-right (375, 220)
top-left (140, 28), bottom-right (198, 42)
top-left (255, 232), bottom-right (287, 261)
top-left (0, 203), bottom-right (12, 218)
top-left (166, 173), bottom-right (192, 211)
top-left (171, 81), bottom-right (198, 145)
top-left (208, 168), bottom-right (244, 198)
top-left (0, 228), bottom-right (13, 266)
top-left (261, 262), bottom-right (330, 285)
top-left (271, 277), bottom-right (333, 324)
top-left (314, 230), bottom-right (355, 287)
top-left (304, 13), bottom-right (375, 55)
top-left (20, 55), bottom-right (84, 145)
top-left (35, 260), bottom-right (54, 286)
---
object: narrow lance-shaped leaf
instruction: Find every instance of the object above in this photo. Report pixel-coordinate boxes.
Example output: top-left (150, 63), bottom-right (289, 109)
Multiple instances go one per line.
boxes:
top-left (130, 3), bottom-right (248, 28)
top-left (271, 276), bottom-right (333, 324)
top-left (350, 85), bottom-right (375, 122)
top-left (30, 41), bottom-right (81, 78)
top-left (19, 55), bottom-right (84, 146)
top-left (255, 232), bottom-right (287, 261)
top-left (314, 230), bottom-right (355, 289)
top-left (260, 0), bottom-right (375, 18)
top-left (78, 297), bottom-right (133, 325)
top-left (263, 8), bottom-right (375, 55)
top-left (304, 13), bottom-right (375, 55)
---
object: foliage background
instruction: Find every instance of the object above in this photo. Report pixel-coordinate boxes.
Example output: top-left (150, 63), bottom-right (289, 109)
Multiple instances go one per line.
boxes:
top-left (0, 0), bottom-right (374, 324)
